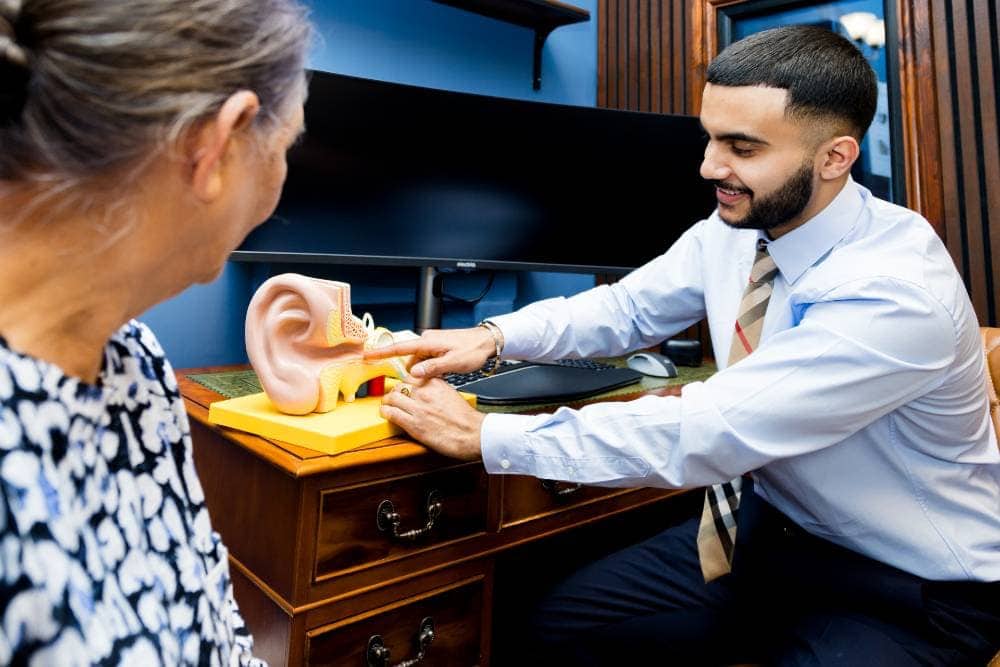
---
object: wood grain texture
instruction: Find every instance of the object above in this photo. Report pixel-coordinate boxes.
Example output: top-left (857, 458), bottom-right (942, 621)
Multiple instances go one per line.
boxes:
top-left (502, 476), bottom-right (633, 526)
top-left (930, 0), bottom-right (1000, 325)
top-left (305, 577), bottom-right (485, 666)
top-left (599, 0), bottom-right (698, 114)
top-left (179, 367), bottom-right (684, 665)
top-left (895, 0), bottom-right (945, 233)
top-left (231, 565), bottom-right (292, 667)
top-left (314, 464), bottom-right (488, 579)
top-left (191, 416), bottom-right (303, 601)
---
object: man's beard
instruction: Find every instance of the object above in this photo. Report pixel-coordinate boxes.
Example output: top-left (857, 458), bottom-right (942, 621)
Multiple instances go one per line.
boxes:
top-left (716, 161), bottom-right (814, 232)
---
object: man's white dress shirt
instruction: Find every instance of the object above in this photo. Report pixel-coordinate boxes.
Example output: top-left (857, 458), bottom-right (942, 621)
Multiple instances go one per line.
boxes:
top-left (482, 180), bottom-right (1000, 581)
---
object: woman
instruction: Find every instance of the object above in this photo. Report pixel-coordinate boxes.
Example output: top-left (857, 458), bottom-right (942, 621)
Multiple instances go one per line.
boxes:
top-left (0, 0), bottom-right (309, 663)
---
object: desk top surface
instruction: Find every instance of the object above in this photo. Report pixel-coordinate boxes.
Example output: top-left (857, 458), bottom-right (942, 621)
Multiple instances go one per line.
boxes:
top-left (177, 362), bottom-right (714, 478)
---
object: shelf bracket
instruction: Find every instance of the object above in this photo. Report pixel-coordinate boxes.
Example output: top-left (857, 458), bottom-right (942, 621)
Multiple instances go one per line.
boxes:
top-left (533, 27), bottom-right (555, 91)
top-left (431, 0), bottom-right (590, 91)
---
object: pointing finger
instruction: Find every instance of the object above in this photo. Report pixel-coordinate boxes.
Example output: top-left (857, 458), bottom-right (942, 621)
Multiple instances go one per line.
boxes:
top-left (364, 339), bottom-right (429, 360)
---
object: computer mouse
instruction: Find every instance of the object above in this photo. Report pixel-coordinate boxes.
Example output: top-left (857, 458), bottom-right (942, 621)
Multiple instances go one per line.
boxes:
top-left (625, 351), bottom-right (678, 378)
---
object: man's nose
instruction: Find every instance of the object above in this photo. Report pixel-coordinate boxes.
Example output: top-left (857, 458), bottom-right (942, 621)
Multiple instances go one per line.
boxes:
top-left (699, 145), bottom-right (730, 181)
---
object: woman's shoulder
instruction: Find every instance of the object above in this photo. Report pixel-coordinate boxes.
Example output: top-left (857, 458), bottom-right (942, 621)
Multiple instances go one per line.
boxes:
top-left (103, 320), bottom-right (179, 396)
top-left (109, 320), bottom-right (167, 362)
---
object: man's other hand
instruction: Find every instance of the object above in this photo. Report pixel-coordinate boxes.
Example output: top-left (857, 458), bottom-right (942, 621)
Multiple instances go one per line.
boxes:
top-left (380, 377), bottom-right (486, 460)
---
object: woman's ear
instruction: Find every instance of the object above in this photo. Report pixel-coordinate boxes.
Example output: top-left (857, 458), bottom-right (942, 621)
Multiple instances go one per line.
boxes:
top-left (818, 134), bottom-right (861, 181)
top-left (188, 91), bottom-right (261, 202)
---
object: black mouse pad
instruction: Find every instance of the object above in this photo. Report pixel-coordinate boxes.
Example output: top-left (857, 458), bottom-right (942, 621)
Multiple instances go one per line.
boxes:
top-left (458, 364), bottom-right (643, 406)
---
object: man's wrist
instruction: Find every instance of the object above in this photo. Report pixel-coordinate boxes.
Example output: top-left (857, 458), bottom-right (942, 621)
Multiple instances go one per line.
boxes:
top-left (477, 319), bottom-right (504, 375)
top-left (462, 410), bottom-right (487, 461)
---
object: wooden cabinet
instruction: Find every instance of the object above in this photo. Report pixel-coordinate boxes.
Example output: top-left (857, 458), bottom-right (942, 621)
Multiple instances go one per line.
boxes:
top-left (314, 463), bottom-right (489, 579)
top-left (228, 553), bottom-right (492, 666)
top-left (501, 475), bottom-right (630, 527)
top-left (179, 369), bottom-right (686, 666)
top-left (306, 572), bottom-right (488, 666)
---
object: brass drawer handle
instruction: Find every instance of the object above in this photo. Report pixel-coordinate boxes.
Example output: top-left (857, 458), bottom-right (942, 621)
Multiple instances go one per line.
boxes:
top-left (377, 490), bottom-right (443, 541)
top-left (541, 479), bottom-right (583, 497)
top-left (366, 616), bottom-right (435, 667)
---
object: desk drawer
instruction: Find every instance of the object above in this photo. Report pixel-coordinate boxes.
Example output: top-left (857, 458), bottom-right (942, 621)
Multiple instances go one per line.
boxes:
top-left (502, 475), bottom-right (627, 527)
top-left (315, 462), bottom-right (488, 580)
top-left (305, 575), bottom-right (486, 666)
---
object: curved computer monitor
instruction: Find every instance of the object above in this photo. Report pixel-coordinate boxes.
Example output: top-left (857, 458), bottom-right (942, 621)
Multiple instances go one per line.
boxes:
top-left (233, 71), bottom-right (716, 274)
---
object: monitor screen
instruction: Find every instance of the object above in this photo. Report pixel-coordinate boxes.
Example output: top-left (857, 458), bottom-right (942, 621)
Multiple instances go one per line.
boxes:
top-left (234, 71), bottom-right (716, 274)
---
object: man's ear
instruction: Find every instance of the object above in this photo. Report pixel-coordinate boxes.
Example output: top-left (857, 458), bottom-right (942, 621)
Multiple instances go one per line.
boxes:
top-left (188, 91), bottom-right (261, 202)
top-left (817, 135), bottom-right (860, 181)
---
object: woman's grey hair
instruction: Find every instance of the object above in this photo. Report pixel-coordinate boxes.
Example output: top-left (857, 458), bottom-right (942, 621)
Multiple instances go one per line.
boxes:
top-left (0, 0), bottom-right (311, 189)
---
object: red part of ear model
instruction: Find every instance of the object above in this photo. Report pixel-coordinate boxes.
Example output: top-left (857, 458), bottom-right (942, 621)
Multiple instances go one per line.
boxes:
top-left (245, 273), bottom-right (365, 414)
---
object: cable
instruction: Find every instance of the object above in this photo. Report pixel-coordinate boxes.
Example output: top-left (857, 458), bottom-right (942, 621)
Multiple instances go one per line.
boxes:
top-left (436, 272), bottom-right (496, 305)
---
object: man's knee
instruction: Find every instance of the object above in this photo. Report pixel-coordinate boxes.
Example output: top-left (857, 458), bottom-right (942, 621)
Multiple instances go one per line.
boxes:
top-left (768, 615), bottom-right (928, 667)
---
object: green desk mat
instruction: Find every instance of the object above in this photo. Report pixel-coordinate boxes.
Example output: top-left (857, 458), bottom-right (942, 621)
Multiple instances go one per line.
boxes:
top-left (188, 360), bottom-right (717, 414)
top-left (189, 370), bottom-right (263, 399)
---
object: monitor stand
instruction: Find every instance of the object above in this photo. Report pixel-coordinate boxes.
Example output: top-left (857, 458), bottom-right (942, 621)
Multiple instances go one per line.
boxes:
top-left (415, 266), bottom-right (443, 333)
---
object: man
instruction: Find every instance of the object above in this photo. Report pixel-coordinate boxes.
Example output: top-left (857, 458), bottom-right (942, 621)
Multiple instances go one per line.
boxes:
top-left (369, 26), bottom-right (1000, 665)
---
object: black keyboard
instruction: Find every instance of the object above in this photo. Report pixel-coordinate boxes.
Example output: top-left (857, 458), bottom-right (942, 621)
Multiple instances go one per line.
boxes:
top-left (444, 359), bottom-right (643, 406)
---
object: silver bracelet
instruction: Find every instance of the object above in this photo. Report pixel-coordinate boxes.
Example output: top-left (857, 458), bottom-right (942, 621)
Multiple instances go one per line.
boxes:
top-left (478, 320), bottom-right (504, 376)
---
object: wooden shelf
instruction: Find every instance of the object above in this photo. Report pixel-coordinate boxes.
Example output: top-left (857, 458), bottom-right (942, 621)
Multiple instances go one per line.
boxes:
top-left (433, 0), bottom-right (591, 90)
top-left (434, 0), bottom-right (589, 29)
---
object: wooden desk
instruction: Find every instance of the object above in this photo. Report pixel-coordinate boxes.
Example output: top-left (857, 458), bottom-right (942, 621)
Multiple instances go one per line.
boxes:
top-left (179, 368), bottom-right (694, 666)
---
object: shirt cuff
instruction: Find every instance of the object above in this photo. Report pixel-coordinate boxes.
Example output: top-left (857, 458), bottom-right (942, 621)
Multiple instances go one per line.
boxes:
top-left (483, 312), bottom-right (540, 360)
top-left (480, 412), bottom-right (543, 474)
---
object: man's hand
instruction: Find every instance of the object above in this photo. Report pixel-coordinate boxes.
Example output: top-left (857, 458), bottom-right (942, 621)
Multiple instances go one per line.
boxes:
top-left (365, 326), bottom-right (497, 378)
top-left (380, 377), bottom-right (486, 460)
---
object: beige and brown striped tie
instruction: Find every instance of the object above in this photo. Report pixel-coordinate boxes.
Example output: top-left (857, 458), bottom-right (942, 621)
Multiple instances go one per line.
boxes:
top-left (696, 238), bottom-right (778, 581)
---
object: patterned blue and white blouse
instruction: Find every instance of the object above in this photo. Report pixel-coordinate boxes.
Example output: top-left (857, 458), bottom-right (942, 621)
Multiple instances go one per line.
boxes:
top-left (0, 321), bottom-right (263, 666)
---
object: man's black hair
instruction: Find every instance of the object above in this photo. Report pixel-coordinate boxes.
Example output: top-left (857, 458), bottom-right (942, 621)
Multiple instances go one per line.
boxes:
top-left (707, 25), bottom-right (877, 140)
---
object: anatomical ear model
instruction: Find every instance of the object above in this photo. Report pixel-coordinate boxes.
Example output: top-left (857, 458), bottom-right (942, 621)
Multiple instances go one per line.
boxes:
top-left (246, 274), bottom-right (413, 415)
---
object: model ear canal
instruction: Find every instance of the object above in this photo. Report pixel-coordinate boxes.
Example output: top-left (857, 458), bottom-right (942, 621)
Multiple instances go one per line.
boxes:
top-left (246, 273), bottom-right (364, 415)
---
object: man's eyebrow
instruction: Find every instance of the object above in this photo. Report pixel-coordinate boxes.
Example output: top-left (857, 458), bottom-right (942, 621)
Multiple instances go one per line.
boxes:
top-left (718, 132), bottom-right (769, 145)
top-left (699, 123), bottom-right (770, 146)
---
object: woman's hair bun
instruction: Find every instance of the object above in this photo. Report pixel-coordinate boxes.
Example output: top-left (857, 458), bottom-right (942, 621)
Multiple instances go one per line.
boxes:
top-left (0, 2), bottom-right (29, 125)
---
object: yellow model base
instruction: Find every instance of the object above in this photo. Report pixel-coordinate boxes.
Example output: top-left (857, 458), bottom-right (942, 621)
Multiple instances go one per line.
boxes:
top-left (208, 381), bottom-right (476, 455)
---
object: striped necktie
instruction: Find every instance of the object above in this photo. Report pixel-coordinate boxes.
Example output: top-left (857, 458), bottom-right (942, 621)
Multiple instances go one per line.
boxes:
top-left (696, 238), bottom-right (778, 581)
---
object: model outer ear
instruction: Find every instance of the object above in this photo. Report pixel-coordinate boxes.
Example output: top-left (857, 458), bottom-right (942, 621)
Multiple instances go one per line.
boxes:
top-left (246, 273), bottom-right (366, 415)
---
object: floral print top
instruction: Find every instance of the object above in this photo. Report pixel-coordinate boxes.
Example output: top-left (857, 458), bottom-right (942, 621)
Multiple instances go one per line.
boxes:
top-left (0, 321), bottom-right (262, 666)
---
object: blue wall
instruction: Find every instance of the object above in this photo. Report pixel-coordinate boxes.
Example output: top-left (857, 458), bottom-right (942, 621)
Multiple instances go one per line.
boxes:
top-left (142, 0), bottom-right (598, 370)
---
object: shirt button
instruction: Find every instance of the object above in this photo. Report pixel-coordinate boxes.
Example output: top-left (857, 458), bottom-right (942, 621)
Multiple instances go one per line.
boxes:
top-left (500, 459), bottom-right (511, 470)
